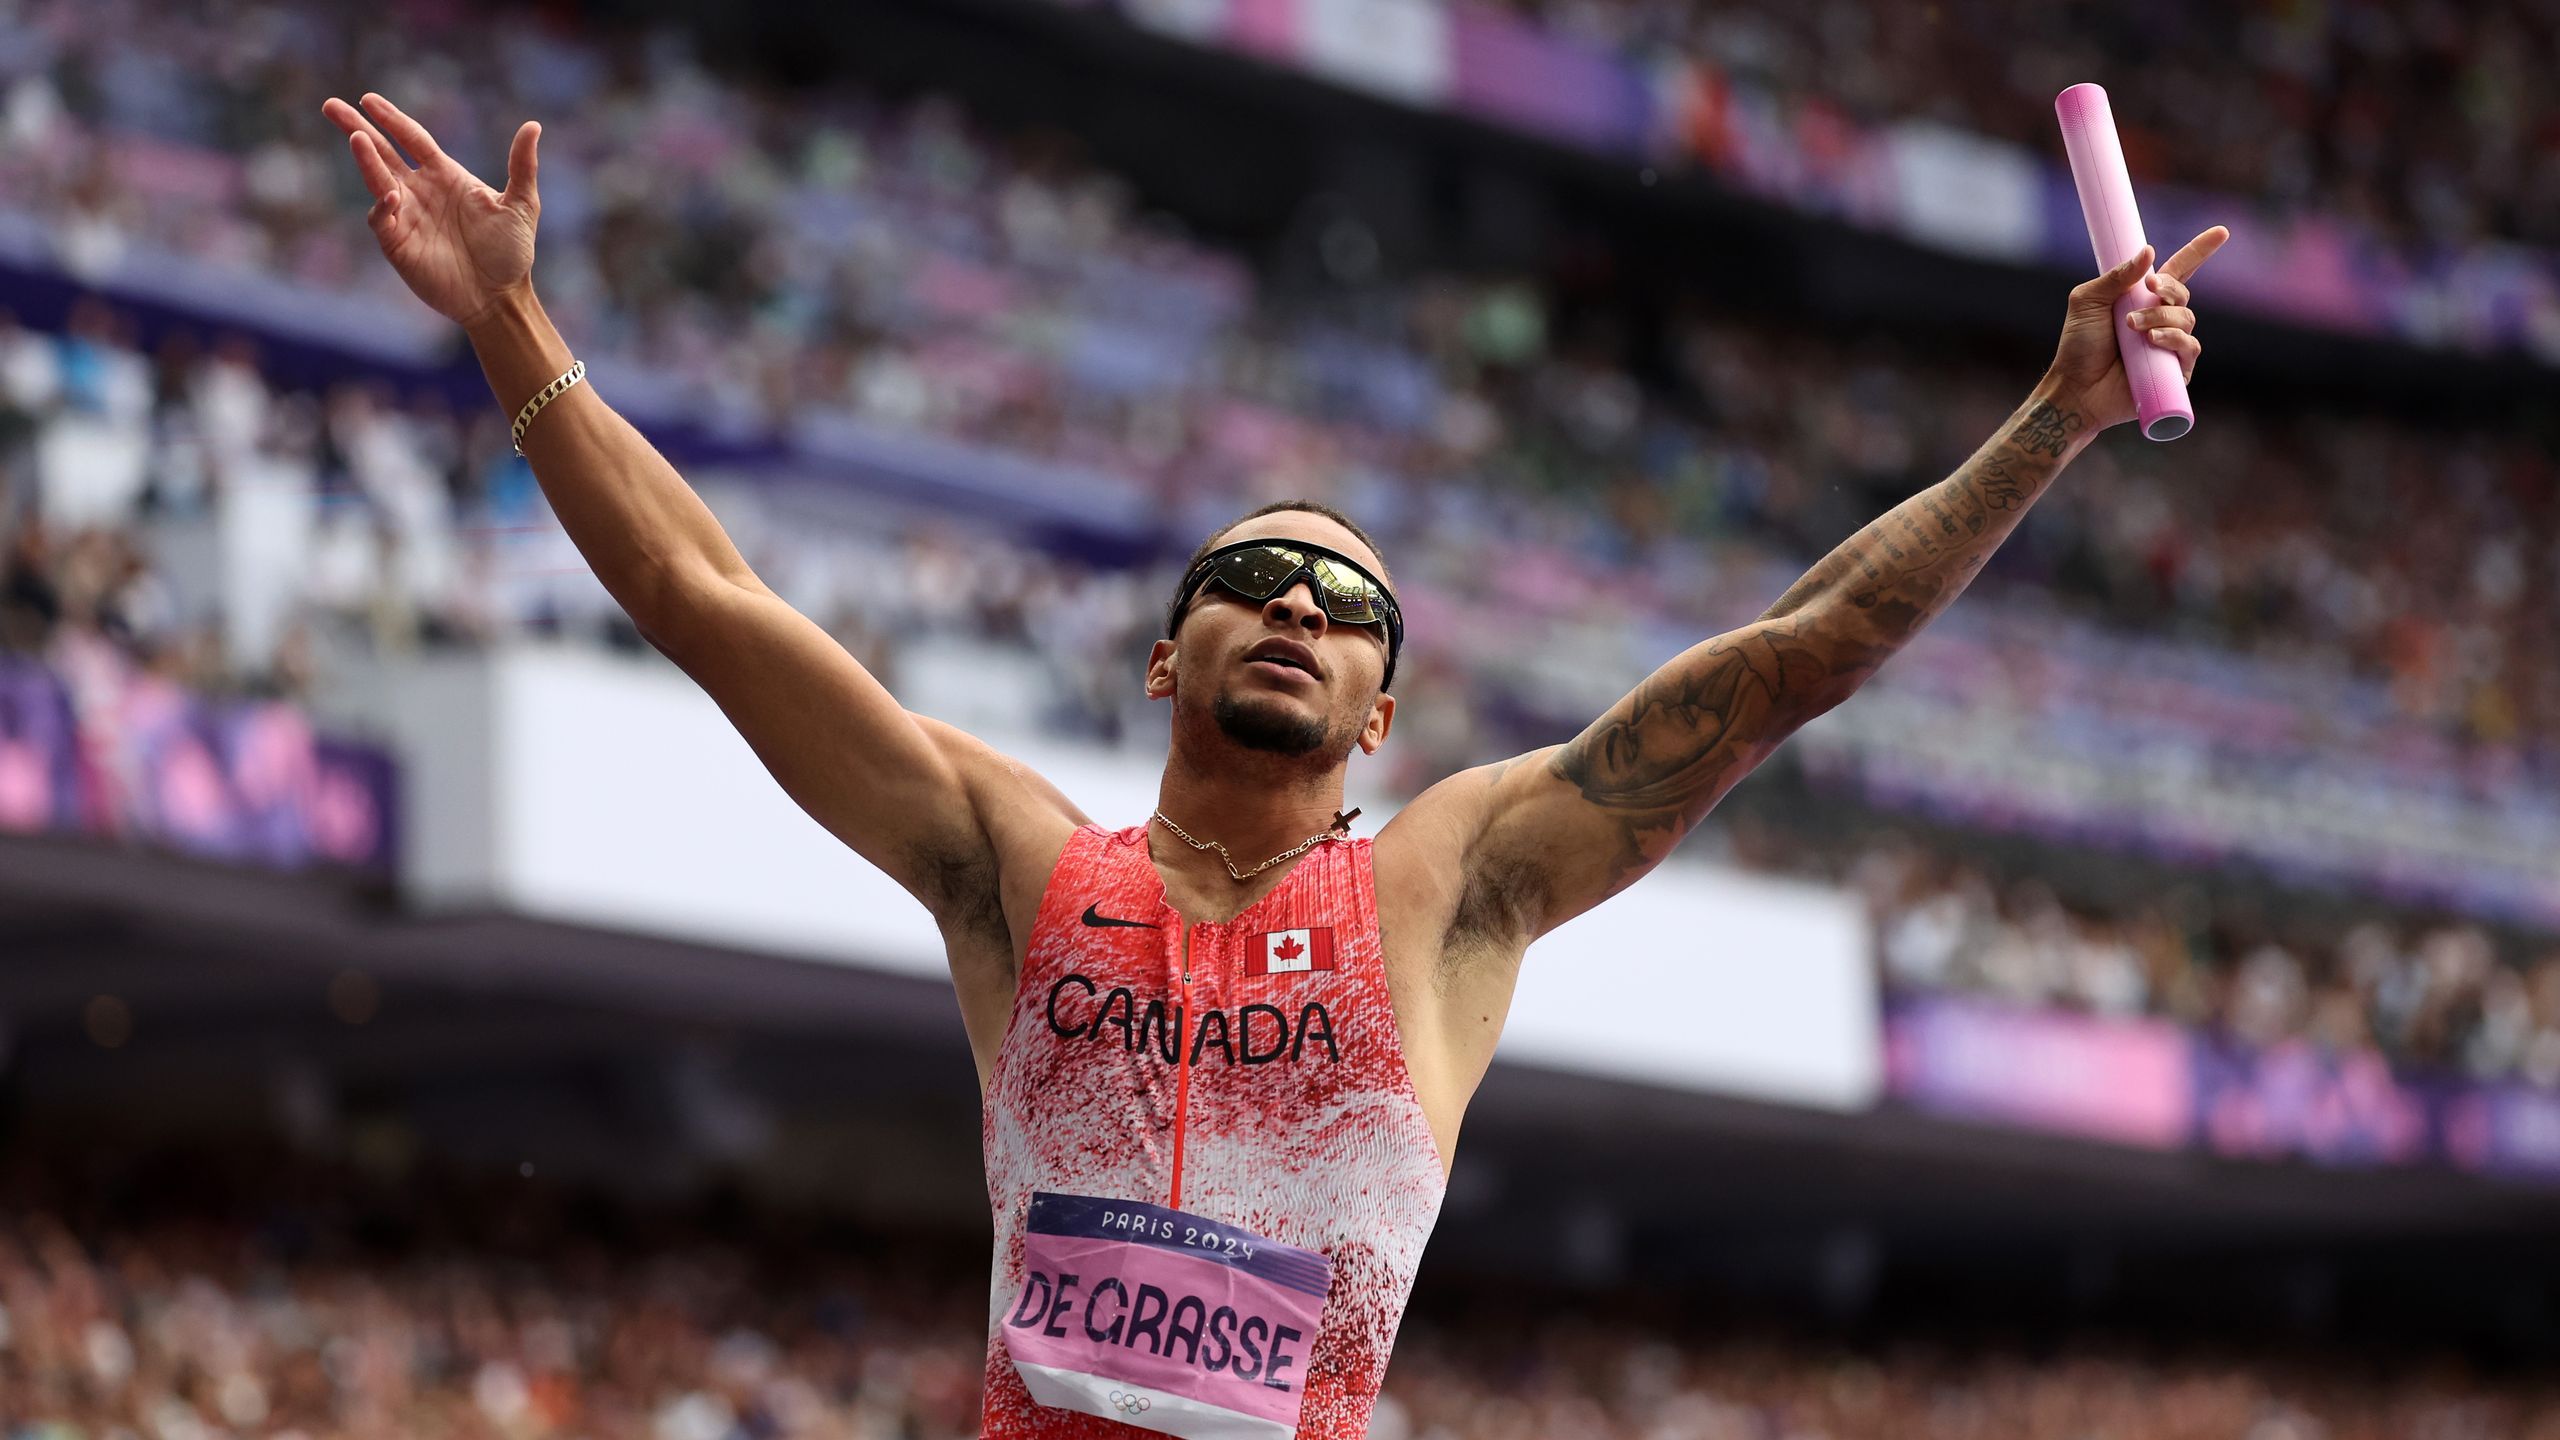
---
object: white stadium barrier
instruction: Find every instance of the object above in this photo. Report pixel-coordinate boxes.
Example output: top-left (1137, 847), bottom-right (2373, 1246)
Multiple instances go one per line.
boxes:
top-left (325, 645), bottom-right (1882, 1112)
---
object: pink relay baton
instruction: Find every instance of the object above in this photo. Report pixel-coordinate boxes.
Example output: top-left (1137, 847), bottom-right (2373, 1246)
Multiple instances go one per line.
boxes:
top-left (2055, 83), bottom-right (2193, 441)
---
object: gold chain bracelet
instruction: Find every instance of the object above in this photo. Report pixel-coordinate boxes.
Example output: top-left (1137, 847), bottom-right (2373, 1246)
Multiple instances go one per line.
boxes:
top-left (510, 359), bottom-right (586, 456)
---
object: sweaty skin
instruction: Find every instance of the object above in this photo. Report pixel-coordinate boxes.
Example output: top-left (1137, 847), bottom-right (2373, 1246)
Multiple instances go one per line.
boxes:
top-left (320, 90), bottom-right (2224, 1171)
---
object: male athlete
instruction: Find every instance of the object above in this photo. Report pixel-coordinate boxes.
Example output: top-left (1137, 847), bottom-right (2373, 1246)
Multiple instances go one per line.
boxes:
top-left (325, 93), bottom-right (2220, 1439)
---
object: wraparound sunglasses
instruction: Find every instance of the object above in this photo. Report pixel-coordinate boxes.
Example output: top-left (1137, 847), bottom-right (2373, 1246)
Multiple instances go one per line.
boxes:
top-left (1170, 540), bottom-right (1404, 685)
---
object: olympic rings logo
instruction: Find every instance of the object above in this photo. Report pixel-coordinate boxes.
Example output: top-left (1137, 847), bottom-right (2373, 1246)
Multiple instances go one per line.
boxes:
top-left (1107, 1389), bottom-right (1153, 1415)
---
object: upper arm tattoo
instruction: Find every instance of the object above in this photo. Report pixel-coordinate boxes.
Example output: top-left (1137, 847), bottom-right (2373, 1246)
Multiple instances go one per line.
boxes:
top-left (1544, 623), bottom-right (1832, 897)
top-left (1550, 624), bottom-right (1825, 813)
top-left (1537, 391), bottom-right (2088, 903)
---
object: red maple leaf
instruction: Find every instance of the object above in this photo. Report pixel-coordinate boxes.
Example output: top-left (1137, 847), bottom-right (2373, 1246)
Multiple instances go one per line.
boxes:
top-left (1274, 934), bottom-right (1304, 961)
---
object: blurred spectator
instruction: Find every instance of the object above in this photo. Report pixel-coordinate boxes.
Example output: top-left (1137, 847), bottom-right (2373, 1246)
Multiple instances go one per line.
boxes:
top-left (0, 0), bottom-right (2550, 784)
top-left (4, 1155), bottom-right (2559, 1440)
top-left (1840, 829), bottom-right (2560, 1090)
top-left (1492, 0), bottom-right (2560, 250)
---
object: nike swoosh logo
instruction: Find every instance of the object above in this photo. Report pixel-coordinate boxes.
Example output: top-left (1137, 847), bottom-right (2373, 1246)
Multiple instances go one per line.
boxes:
top-left (1082, 904), bottom-right (1160, 929)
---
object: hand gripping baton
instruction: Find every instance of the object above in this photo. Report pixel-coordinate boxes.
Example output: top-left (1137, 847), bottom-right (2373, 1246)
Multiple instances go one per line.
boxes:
top-left (2055, 83), bottom-right (2193, 441)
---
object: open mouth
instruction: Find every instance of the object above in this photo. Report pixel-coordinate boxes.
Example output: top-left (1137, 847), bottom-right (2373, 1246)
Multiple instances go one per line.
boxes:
top-left (1243, 641), bottom-right (1321, 683)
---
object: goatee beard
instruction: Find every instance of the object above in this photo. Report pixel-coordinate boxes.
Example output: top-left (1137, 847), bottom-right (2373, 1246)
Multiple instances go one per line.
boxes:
top-left (1212, 693), bottom-right (1329, 756)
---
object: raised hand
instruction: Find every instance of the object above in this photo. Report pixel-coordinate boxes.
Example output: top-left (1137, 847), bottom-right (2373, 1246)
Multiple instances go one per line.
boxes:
top-left (321, 93), bottom-right (542, 330)
top-left (2047, 225), bottom-right (2228, 431)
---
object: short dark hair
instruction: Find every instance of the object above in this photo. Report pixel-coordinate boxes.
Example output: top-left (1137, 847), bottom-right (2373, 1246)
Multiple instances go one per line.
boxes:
top-left (1164, 500), bottom-right (1398, 685)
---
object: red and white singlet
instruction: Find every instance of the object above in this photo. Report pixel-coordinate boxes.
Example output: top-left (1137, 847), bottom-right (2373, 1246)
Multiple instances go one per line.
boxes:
top-left (979, 823), bottom-right (1448, 1439)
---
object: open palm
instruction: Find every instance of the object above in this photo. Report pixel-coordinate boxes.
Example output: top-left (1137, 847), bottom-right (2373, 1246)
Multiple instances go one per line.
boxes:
top-left (321, 93), bottom-right (542, 330)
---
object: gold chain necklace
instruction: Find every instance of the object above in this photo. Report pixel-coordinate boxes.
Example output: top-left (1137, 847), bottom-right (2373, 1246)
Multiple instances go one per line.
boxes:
top-left (1150, 807), bottom-right (1361, 882)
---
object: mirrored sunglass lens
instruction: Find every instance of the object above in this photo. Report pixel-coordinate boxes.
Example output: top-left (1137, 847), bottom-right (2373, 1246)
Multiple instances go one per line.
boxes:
top-left (1314, 562), bottom-right (1392, 625)
top-left (1214, 550), bottom-right (1297, 595)
top-left (1309, 558), bottom-right (1381, 598)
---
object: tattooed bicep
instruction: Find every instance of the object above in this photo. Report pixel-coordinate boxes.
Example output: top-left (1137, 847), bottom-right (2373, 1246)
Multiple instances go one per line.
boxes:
top-left (1466, 621), bottom-right (1838, 931)
top-left (1552, 622), bottom-right (1833, 816)
top-left (1486, 390), bottom-right (2081, 934)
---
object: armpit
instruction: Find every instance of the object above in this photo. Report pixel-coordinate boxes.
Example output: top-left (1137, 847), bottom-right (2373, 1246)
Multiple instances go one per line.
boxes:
top-left (907, 833), bottom-right (1011, 959)
top-left (1436, 844), bottom-right (1550, 990)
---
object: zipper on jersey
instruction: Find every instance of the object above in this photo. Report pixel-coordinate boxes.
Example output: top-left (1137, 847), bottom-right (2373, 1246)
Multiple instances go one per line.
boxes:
top-left (1169, 921), bottom-right (1195, 1210)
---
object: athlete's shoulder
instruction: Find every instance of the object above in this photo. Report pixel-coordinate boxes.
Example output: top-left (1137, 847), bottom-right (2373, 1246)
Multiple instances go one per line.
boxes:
top-left (1374, 750), bottom-right (1567, 948)
top-left (1379, 751), bottom-right (1554, 857)
top-left (911, 718), bottom-right (1088, 820)
top-left (1039, 822), bottom-right (1153, 886)
top-left (1373, 757), bottom-right (1510, 912)
top-left (907, 716), bottom-right (1088, 883)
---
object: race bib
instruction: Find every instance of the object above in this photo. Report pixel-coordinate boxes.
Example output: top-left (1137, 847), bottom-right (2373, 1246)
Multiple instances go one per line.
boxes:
top-left (1005, 1192), bottom-right (1333, 1440)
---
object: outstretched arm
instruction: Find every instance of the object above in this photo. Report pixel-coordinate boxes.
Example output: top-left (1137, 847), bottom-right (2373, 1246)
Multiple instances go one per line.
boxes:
top-left (1412, 228), bottom-right (2227, 941)
top-left (320, 94), bottom-right (1083, 934)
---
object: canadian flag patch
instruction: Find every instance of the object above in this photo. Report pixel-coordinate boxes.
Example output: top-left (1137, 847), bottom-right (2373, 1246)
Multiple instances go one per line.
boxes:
top-left (1247, 927), bottom-right (1337, 976)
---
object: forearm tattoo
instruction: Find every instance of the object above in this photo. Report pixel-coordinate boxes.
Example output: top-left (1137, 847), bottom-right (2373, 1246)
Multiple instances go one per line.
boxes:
top-left (2015, 399), bottom-right (2083, 457)
top-left (1547, 391), bottom-right (2085, 890)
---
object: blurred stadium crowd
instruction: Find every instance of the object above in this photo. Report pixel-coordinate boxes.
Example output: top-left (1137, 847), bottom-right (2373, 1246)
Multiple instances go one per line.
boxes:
top-left (1847, 835), bottom-right (2560, 1083)
top-left (1483, 0), bottom-right (2560, 249)
top-left (6, 0), bottom-right (2555, 758)
top-left (3, 2), bottom-right (2560, 1094)
top-left (5, 1158), bottom-right (2559, 1440)
top-left (5, 3), bottom-right (2560, 1436)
